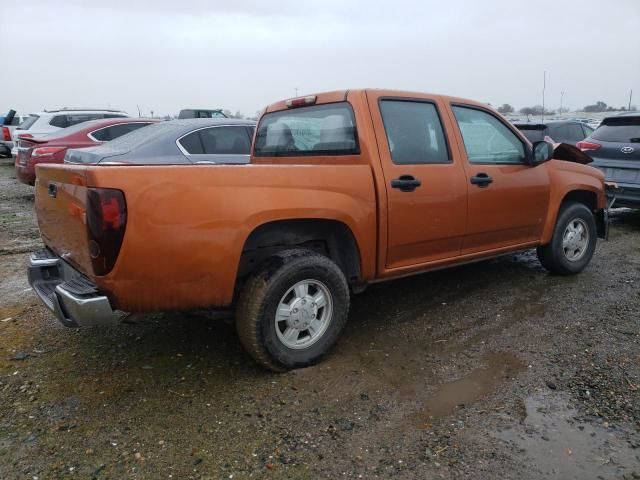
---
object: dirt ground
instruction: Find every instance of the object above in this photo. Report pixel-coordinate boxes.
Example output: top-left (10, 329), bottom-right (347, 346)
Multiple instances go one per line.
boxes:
top-left (0, 159), bottom-right (638, 479)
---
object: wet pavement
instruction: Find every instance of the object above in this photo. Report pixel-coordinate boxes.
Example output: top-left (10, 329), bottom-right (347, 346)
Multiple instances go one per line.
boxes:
top-left (0, 160), bottom-right (638, 479)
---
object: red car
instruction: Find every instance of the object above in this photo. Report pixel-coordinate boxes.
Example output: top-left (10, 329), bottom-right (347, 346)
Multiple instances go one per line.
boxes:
top-left (15, 118), bottom-right (158, 185)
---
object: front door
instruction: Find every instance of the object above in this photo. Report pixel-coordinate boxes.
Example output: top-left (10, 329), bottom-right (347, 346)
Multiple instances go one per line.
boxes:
top-left (367, 93), bottom-right (468, 270)
top-left (448, 105), bottom-right (550, 254)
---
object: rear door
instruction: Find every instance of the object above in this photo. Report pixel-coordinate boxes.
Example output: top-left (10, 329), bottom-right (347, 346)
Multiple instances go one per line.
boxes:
top-left (449, 105), bottom-right (550, 254)
top-left (366, 92), bottom-right (468, 269)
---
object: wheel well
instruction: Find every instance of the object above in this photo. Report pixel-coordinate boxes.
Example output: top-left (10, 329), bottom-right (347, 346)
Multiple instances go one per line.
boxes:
top-left (562, 190), bottom-right (597, 211)
top-left (238, 219), bottom-right (362, 285)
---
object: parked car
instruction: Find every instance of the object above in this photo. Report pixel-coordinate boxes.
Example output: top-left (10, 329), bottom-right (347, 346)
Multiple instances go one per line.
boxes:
top-left (578, 112), bottom-right (640, 208)
top-left (14, 118), bottom-right (158, 185)
top-left (514, 120), bottom-right (594, 146)
top-left (1, 111), bottom-right (28, 158)
top-left (28, 89), bottom-right (606, 371)
top-left (10, 109), bottom-right (129, 156)
top-left (178, 109), bottom-right (227, 119)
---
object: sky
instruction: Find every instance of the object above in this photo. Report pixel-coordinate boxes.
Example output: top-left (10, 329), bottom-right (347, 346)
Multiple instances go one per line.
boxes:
top-left (2, 0), bottom-right (639, 118)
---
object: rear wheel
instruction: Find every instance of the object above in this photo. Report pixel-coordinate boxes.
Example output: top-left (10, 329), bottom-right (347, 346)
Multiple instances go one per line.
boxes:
top-left (537, 202), bottom-right (597, 275)
top-left (235, 249), bottom-right (350, 371)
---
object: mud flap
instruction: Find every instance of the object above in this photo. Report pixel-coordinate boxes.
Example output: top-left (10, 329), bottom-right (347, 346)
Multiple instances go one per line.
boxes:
top-left (595, 209), bottom-right (609, 240)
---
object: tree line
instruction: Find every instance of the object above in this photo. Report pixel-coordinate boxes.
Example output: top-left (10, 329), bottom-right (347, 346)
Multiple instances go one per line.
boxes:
top-left (495, 101), bottom-right (637, 116)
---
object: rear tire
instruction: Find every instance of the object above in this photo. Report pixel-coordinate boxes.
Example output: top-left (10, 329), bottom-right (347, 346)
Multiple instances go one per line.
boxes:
top-left (235, 249), bottom-right (350, 372)
top-left (537, 201), bottom-right (597, 275)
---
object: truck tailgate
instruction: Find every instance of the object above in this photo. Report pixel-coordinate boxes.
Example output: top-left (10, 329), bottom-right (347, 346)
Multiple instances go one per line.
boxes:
top-left (35, 164), bottom-right (94, 276)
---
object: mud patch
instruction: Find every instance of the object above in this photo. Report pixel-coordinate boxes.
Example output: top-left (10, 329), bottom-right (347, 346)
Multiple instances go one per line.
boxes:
top-left (421, 352), bottom-right (525, 421)
top-left (494, 392), bottom-right (640, 479)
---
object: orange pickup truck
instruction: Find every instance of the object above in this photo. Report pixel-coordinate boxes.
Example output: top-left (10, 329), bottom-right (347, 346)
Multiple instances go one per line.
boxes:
top-left (29, 89), bottom-right (607, 371)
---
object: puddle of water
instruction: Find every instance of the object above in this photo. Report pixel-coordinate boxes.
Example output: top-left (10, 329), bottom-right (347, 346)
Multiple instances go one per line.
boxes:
top-left (421, 351), bottom-right (525, 420)
top-left (494, 392), bottom-right (639, 479)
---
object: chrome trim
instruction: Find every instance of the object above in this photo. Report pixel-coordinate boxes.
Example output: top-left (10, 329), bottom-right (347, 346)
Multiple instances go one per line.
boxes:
top-left (174, 124), bottom-right (251, 156)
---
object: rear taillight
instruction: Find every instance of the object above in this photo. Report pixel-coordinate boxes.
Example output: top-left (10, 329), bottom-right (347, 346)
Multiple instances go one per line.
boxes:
top-left (31, 146), bottom-right (66, 158)
top-left (86, 188), bottom-right (127, 276)
top-left (1, 127), bottom-right (10, 141)
top-left (576, 141), bottom-right (601, 152)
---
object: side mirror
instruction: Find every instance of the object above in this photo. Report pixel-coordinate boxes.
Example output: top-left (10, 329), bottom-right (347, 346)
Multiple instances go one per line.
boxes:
top-left (530, 141), bottom-right (554, 165)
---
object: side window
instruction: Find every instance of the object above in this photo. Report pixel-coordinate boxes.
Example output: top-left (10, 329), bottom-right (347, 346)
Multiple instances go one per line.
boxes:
top-left (452, 106), bottom-right (525, 164)
top-left (91, 123), bottom-right (151, 142)
top-left (178, 126), bottom-right (251, 155)
top-left (379, 100), bottom-right (449, 164)
top-left (50, 114), bottom-right (101, 128)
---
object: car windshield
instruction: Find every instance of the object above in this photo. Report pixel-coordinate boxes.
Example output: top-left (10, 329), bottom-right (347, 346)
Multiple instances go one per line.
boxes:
top-left (592, 117), bottom-right (640, 143)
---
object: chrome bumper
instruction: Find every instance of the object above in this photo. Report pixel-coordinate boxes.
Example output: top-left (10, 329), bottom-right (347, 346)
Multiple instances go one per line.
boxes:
top-left (28, 249), bottom-right (126, 328)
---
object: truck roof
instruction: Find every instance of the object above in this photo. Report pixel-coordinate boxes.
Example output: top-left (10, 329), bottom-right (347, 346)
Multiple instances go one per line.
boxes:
top-left (262, 89), bottom-right (489, 113)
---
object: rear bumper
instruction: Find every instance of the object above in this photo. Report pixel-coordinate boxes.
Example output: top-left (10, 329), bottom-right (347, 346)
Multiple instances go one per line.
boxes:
top-left (606, 184), bottom-right (640, 209)
top-left (28, 249), bottom-right (126, 328)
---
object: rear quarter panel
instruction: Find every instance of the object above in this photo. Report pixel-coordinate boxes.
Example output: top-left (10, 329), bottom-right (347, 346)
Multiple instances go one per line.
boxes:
top-left (84, 164), bottom-right (377, 312)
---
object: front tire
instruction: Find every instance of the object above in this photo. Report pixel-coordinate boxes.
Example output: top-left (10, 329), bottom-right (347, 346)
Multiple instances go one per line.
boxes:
top-left (236, 249), bottom-right (350, 371)
top-left (537, 201), bottom-right (597, 275)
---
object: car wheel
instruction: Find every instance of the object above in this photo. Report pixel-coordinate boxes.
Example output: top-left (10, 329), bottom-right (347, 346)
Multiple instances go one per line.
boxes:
top-left (537, 201), bottom-right (597, 275)
top-left (236, 249), bottom-right (350, 371)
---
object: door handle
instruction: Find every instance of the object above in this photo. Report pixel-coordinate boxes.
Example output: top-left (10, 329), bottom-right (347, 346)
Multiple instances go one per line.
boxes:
top-left (470, 173), bottom-right (493, 188)
top-left (391, 175), bottom-right (422, 192)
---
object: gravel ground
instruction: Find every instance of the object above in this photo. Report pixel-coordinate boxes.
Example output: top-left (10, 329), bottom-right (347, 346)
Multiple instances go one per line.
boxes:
top-left (0, 159), bottom-right (638, 479)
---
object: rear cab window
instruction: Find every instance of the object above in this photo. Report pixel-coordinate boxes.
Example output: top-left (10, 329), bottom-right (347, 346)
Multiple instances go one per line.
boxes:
top-left (592, 117), bottom-right (640, 143)
top-left (254, 102), bottom-right (359, 156)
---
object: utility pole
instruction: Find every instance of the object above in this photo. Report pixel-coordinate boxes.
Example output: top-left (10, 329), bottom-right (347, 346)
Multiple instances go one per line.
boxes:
top-left (629, 89), bottom-right (633, 111)
top-left (560, 90), bottom-right (565, 115)
top-left (294, 87), bottom-right (299, 97)
top-left (136, 104), bottom-right (141, 118)
top-left (542, 71), bottom-right (546, 122)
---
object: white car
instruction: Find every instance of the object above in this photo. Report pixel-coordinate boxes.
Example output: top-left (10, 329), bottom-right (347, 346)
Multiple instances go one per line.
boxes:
top-left (1, 114), bottom-right (28, 157)
top-left (10, 109), bottom-right (128, 155)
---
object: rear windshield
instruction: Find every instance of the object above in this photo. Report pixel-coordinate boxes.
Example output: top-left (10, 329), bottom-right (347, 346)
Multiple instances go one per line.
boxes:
top-left (16, 115), bottom-right (39, 130)
top-left (592, 117), bottom-right (640, 143)
top-left (254, 102), bottom-right (359, 156)
top-left (514, 124), bottom-right (546, 143)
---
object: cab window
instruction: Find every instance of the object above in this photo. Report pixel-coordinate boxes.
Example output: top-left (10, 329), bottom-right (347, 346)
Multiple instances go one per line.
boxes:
top-left (453, 106), bottom-right (525, 164)
top-left (379, 100), bottom-right (449, 164)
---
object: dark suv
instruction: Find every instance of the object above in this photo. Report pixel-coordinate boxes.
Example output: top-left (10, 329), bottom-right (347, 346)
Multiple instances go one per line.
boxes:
top-left (514, 120), bottom-right (594, 146)
top-left (578, 113), bottom-right (640, 208)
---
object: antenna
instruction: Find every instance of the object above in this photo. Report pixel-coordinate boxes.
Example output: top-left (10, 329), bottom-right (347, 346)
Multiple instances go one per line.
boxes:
top-left (541, 71), bottom-right (546, 123)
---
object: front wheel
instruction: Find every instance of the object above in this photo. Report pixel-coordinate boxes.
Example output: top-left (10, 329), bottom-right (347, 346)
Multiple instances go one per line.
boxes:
top-left (537, 201), bottom-right (597, 275)
top-left (235, 249), bottom-right (350, 371)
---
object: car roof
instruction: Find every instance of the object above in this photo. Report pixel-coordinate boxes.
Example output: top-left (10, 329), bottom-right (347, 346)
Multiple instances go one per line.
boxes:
top-left (34, 109), bottom-right (128, 115)
top-left (31, 118), bottom-right (158, 141)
